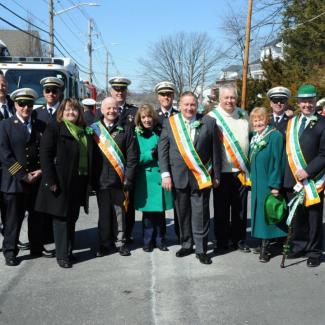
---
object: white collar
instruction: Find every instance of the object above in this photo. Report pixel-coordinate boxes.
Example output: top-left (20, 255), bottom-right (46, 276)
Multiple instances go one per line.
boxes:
top-left (16, 113), bottom-right (31, 125)
top-left (47, 101), bottom-right (60, 110)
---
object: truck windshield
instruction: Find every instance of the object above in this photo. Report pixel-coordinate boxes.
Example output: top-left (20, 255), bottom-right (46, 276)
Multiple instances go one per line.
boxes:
top-left (5, 69), bottom-right (67, 105)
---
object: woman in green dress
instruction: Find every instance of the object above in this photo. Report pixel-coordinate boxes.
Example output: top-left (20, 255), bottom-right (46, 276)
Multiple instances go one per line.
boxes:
top-left (134, 104), bottom-right (173, 252)
top-left (249, 107), bottom-right (287, 262)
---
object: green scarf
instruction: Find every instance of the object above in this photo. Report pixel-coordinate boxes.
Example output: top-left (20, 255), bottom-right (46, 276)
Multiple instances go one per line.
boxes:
top-left (63, 119), bottom-right (88, 175)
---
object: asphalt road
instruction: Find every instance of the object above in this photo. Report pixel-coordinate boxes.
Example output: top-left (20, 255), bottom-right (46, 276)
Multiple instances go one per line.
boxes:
top-left (0, 195), bottom-right (324, 325)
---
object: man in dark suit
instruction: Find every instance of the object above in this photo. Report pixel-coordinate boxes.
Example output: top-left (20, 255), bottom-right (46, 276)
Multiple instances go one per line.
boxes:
top-left (0, 88), bottom-right (51, 266)
top-left (154, 81), bottom-right (180, 240)
top-left (34, 77), bottom-right (64, 124)
top-left (158, 91), bottom-right (221, 264)
top-left (267, 86), bottom-right (291, 137)
top-left (284, 84), bottom-right (325, 267)
top-left (110, 76), bottom-right (138, 242)
top-left (92, 97), bottom-right (138, 257)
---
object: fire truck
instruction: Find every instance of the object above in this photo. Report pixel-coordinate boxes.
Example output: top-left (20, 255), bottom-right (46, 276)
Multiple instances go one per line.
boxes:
top-left (0, 56), bottom-right (80, 106)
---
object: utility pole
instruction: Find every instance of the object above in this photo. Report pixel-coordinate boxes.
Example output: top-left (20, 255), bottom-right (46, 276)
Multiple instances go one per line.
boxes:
top-left (241, 0), bottom-right (253, 109)
top-left (48, 0), bottom-right (54, 57)
top-left (87, 19), bottom-right (93, 83)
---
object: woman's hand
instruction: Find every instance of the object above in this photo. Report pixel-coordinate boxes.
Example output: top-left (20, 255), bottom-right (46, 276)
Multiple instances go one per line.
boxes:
top-left (49, 184), bottom-right (59, 192)
top-left (271, 189), bottom-right (279, 197)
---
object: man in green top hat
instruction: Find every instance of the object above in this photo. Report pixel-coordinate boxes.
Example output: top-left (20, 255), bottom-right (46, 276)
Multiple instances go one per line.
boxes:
top-left (283, 84), bottom-right (325, 267)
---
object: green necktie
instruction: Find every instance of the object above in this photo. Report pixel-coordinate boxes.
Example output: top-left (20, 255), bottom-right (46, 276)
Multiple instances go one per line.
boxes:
top-left (298, 117), bottom-right (307, 137)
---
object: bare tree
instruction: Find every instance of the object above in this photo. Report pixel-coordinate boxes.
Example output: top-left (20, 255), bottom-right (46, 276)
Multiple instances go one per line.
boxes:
top-left (139, 32), bottom-right (224, 95)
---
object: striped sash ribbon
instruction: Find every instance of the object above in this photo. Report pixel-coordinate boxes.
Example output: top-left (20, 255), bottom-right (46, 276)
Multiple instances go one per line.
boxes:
top-left (208, 109), bottom-right (251, 186)
top-left (169, 113), bottom-right (212, 190)
top-left (91, 121), bottom-right (126, 183)
top-left (286, 116), bottom-right (325, 206)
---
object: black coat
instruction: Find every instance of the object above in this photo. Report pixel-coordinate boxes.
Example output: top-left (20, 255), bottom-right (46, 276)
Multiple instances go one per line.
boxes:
top-left (92, 119), bottom-right (138, 191)
top-left (158, 114), bottom-right (222, 190)
top-left (119, 102), bottom-right (138, 125)
top-left (35, 122), bottom-right (93, 218)
top-left (34, 105), bottom-right (58, 124)
top-left (269, 114), bottom-right (290, 138)
top-left (155, 106), bottom-right (178, 125)
top-left (284, 114), bottom-right (325, 188)
top-left (0, 114), bottom-right (46, 193)
top-left (0, 95), bottom-right (15, 121)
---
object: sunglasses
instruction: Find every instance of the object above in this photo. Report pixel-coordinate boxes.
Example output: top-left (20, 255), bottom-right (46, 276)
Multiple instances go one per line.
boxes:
top-left (44, 87), bottom-right (58, 94)
top-left (17, 100), bottom-right (34, 108)
top-left (271, 97), bottom-right (287, 104)
top-left (112, 87), bottom-right (127, 92)
top-left (159, 92), bottom-right (173, 97)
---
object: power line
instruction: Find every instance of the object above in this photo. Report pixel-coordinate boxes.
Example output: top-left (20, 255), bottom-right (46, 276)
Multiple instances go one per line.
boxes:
top-left (0, 2), bottom-right (49, 35)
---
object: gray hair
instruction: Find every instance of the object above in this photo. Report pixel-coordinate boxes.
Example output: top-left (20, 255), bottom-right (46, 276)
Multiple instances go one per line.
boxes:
top-left (219, 83), bottom-right (238, 100)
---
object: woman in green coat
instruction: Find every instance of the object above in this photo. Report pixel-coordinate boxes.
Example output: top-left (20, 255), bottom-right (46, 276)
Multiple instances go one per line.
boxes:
top-left (134, 104), bottom-right (173, 252)
top-left (249, 107), bottom-right (287, 262)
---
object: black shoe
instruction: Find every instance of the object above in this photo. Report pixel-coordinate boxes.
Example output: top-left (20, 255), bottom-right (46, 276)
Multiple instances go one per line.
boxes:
top-left (5, 257), bottom-right (19, 266)
top-left (157, 245), bottom-right (169, 252)
top-left (307, 256), bottom-right (321, 267)
top-left (196, 253), bottom-right (212, 265)
top-left (259, 240), bottom-right (271, 263)
top-left (18, 241), bottom-right (30, 251)
top-left (57, 259), bottom-right (72, 268)
top-left (119, 245), bottom-right (131, 256)
top-left (237, 240), bottom-right (251, 253)
top-left (175, 247), bottom-right (193, 258)
top-left (143, 246), bottom-right (153, 252)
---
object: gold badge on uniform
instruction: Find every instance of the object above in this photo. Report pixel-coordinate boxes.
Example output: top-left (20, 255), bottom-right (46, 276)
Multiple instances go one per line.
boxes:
top-left (14, 120), bottom-right (18, 124)
top-left (128, 114), bottom-right (134, 122)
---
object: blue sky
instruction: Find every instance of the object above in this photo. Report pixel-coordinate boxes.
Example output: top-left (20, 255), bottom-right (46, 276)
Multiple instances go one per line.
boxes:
top-left (0, 0), bottom-right (267, 91)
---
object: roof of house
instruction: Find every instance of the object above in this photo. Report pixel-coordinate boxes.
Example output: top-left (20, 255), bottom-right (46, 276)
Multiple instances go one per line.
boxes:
top-left (221, 64), bottom-right (242, 72)
top-left (0, 29), bottom-right (43, 57)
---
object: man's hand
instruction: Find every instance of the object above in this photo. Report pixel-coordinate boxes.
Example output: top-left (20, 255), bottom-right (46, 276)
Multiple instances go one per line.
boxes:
top-left (162, 176), bottom-right (173, 191)
top-left (295, 168), bottom-right (309, 181)
top-left (30, 169), bottom-right (42, 181)
top-left (49, 184), bottom-right (59, 192)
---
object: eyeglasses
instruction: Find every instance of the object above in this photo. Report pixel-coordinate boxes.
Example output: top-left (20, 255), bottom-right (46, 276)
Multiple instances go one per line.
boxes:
top-left (44, 87), bottom-right (58, 94)
top-left (17, 100), bottom-right (34, 108)
top-left (159, 92), bottom-right (173, 97)
top-left (271, 97), bottom-right (287, 104)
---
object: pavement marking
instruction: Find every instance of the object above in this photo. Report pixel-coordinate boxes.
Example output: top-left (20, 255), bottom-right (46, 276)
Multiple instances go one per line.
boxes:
top-left (150, 251), bottom-right (158, 325)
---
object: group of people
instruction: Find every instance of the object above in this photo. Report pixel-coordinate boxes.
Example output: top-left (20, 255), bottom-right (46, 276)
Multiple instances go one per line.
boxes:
top-left (0, 69), bottom-right (324, 269)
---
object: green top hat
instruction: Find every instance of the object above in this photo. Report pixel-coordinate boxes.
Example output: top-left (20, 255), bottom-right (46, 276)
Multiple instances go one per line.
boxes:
top-left (264, 193), bottom-right (287, 225)
top-left (297, 84), bottom-right (317, 98)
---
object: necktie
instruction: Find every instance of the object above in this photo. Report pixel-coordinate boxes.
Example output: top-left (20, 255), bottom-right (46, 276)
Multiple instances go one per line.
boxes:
top-left (2, 105), bottom-right (9, 119)
top-left (164, 112), bottom-right (169, 118)
top-left (298, 117), bottom-right (307, 137)
top-left (275, 116), bottom-right (280, 124)
top-left (48, 108), bottom-right (53, 115)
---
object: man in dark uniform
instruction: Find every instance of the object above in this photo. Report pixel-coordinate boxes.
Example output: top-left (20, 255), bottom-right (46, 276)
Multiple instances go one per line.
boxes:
top-left (82, 98), bottom-right (98, 126)
top-left (154, 81), bottom-right (178, 124)
top-left (284, 84), bottom-right (325, 267)
top-left (267, 86), bottom-right (291, 137)
top-left (91, 97), bottom-right (138, 257)
top-left (34, 77), bottom-right (64, 124)
top-left (110, 77), bottom-right (138, 242)
top-left (154, 81), bottom-right (180, 240)
top-left (0, 88), bottom-right (50, 266)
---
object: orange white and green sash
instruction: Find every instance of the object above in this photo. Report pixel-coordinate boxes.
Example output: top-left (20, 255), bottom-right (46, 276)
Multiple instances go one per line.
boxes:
top-left (286, 116), bottom-right (325, 207)
top-left (208, 108), bottom-right (251, 186)
top-left (169, 113), bottom-right (212, 190)
top-left (91, 121), bottom-right (126, 183)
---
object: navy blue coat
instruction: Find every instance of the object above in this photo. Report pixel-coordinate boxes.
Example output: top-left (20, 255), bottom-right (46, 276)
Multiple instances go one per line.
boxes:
top-left (0, 114), bottom-right (46, 193)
